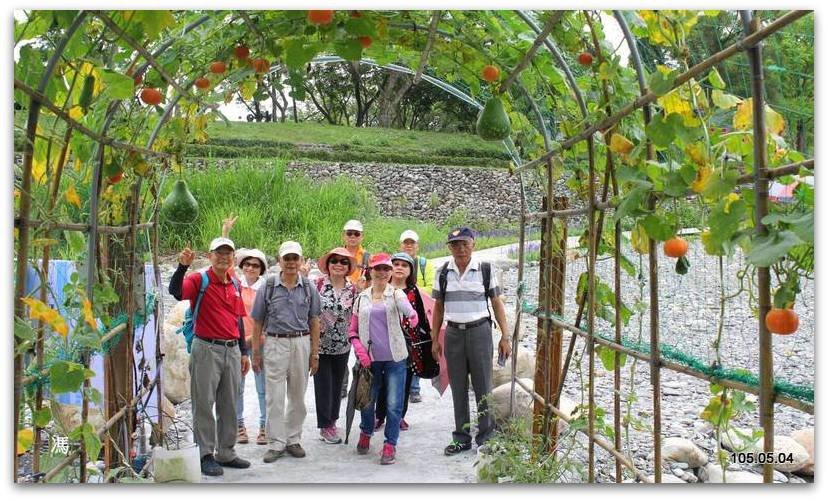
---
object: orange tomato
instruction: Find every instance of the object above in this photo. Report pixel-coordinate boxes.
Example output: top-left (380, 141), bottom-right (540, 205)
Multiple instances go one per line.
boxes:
top-left (481, 65), bottom-right (501, 82)
top-left (663, 237), bottom-right (689, 258)
top-left (234, 45), bottom-right (250, 60)
top-left (765, 308), bottom-right (799, 335)
top-left (307, 10), bottom-right (334, 25)
top-left (139, 88), bottom-right (163, 106)
top-left (252, 58), bottom-right (270, 74)
top-left (194, 77), bottom-right (210, 89)
top-left (209, 61), bottom-right (227, 74)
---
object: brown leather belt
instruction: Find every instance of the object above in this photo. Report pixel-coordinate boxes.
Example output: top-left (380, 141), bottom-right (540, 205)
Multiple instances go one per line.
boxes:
top-left (267, 331), bottom-right (309, 338)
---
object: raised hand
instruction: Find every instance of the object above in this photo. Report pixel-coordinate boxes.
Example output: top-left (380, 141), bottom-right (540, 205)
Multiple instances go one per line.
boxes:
top-left (221, 213), bottom-right (238, 238)
top-left (179, 246), bottom-right (196, 266)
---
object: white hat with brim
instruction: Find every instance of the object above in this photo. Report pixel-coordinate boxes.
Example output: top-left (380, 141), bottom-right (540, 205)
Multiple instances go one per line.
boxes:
top-left (399, 229), bottom-right (419, 242)
top-left (343, 219), bottom-right (364, 232)
top-left (209, 237), bottom-right (235, 251)
top-left (278, 241), bottom-right (303, 258)
top-left (235, 248), bottom-right (268, 271)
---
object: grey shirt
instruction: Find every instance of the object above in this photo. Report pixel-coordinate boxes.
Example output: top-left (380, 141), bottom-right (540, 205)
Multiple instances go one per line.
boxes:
top-left (251, 274), bottom-right (321, 334)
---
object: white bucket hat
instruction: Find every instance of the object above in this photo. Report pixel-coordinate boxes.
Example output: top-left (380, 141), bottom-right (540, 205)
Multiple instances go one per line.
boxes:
top-left (235, 248), bottom-right (268, 271)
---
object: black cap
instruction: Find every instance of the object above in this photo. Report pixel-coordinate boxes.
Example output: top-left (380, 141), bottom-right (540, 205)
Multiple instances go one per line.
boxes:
top-left (447, 227), bottom-right (475, 243)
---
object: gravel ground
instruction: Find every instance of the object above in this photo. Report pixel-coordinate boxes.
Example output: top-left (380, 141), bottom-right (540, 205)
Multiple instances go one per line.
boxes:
top-left (491, 239), bottom-right (815, 482)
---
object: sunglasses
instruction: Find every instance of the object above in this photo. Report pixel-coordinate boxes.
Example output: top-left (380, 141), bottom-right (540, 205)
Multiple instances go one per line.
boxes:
top-left (241, 261), bottom-right (261, 269)
top-left (345, 230), bottom-right (362, 237)
top-left (328, 257), bottom-right (351, 266)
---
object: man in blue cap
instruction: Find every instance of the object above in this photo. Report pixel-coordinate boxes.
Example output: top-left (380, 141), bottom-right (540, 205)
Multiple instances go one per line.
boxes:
top-left (430, 227), bottom-right (511, 455)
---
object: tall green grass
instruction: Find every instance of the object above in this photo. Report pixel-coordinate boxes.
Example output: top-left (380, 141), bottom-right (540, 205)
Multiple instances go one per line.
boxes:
top-left (157, 158), bottom-right (530, 260)
top-left (159, 159), bottom-right (375, 258)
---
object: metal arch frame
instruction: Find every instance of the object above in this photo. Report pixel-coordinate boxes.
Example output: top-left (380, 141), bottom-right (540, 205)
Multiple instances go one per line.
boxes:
top-left (15, 9), bottom-right (808, 485)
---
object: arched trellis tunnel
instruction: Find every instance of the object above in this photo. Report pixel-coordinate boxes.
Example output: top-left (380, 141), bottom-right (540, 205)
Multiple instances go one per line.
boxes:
top-left (13, 9), bottom-right (814, 483)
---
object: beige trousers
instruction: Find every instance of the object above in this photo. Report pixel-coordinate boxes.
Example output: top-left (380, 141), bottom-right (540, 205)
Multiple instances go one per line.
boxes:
top-left (264, 335), bottom-right (310, 451)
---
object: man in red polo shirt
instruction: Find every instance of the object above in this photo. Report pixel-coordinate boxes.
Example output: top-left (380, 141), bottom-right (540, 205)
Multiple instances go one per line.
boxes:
top-left (169, 237), bottom-right (251, 476)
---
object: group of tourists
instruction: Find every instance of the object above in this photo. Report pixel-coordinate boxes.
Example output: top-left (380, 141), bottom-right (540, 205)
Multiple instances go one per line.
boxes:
top-left (169, 218), bottom-right (511, 476)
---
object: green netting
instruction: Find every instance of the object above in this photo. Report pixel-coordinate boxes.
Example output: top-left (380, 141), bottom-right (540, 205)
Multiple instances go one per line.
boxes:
top-left (520, 301), bottom-right (814, 404)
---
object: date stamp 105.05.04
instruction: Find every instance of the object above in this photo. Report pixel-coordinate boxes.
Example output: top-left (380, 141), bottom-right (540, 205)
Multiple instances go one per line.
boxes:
top-left (730, 451), bottom-right (795, 465)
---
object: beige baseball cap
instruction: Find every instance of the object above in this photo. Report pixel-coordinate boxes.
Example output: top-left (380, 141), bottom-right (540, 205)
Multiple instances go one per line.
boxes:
top-left (278, 241), bottom-right (303, 258)
top-left (343, 219), bottom-right (364, 232)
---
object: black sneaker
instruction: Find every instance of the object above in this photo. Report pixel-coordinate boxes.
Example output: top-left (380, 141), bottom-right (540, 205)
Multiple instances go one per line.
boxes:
top-left (444, 441), bottom-right (472, 456)
top-left (200, 454), bottom-right (224, 476)
top-left (217, 456), bottom-right (251, 469)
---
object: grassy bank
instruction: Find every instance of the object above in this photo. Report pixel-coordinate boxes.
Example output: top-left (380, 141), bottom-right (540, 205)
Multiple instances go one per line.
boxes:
top-left (189, 121), bottom-right (512, 168)
top-left (158, 158), bottom-right (526, 260)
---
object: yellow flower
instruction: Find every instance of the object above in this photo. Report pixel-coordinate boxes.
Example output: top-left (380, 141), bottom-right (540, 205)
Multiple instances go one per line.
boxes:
top-left (64, 185), bottom-right (82, 209)
top-left (82, 298), bottom-right (97, 330)
top-left (53, 319), bottom-right (69, 339)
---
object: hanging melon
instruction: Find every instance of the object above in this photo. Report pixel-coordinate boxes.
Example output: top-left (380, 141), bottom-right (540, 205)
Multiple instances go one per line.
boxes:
top-left (476, 96), bottom-right (511, 141)
top-left (161, 180), bottom-right (199, 224)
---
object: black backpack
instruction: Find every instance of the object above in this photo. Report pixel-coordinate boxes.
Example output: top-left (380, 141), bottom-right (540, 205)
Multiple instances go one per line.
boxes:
top-left (437, 261), bottom-right (493, 319)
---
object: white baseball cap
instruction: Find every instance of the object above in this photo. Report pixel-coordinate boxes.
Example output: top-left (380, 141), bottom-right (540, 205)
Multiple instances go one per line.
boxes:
top-left (343, 219), bottom-right (364, 232)
top-left (278, 240), bottom-right (303, 258)
top-left (209, 237), bottom-right (235, 251)
top-left (399, 229), bottom-right (419, 243)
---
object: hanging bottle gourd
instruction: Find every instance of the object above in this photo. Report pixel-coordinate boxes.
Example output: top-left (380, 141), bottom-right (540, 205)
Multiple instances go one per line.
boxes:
top-left (476, 96), bottom-right (511, 141)
top-left (161, 179), bottom-right (199, 224)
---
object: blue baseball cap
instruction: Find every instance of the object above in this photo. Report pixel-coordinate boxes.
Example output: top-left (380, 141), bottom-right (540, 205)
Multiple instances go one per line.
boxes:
top-left (447, 227), bottom-right (475, 243)
top-left (390, 252), bottom-right (415, 268)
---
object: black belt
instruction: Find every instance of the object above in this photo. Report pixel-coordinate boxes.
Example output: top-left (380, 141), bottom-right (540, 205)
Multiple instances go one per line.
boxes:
top-left (267, 331), bottom-right (309, 338)
top-left (196, 335), bottom-right (238, 347)
top-left (447, 318), bottom-right (491, 330)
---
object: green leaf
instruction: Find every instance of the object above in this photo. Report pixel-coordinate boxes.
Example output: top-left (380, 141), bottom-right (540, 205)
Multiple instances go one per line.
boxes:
top-left (49, 361), bottom-right (93, 394)
top-left (645, 113), bottom-right (683, 148)
top-left (597, 346), bottom-right (627, 371)
top-left (333, 39), bottom-right (363, 62)
top-left (285, 39), bottom-right (319, 70)
top-left (648, 70), bottom-right (677, 96)
top-left (761, 212), bottom-right (813, 244)
top-left (612, 184), bottom-right (651, 222)
top-left (712, 89), bottom-right (741, 109)
top-left (640, 214), bottom-right (676, 242)
top-left (708, 67), bottom-right (726, 90)
top-left (100, 70), bottom-right (134, 100)
top-left (746, 230), bottom-right (804, 267)
top-left (702, 169), bottom-right (738, 200)
top-left (84, 387), bottom-right (103, 406)
top-left (34, 407), bottom-right (52, 428)
top-left (64, 230), bottom-right (86, 259)
top-left (344, 17), bottom-right (376, 36)
top-left (132, 11), bottom-right (175, 40)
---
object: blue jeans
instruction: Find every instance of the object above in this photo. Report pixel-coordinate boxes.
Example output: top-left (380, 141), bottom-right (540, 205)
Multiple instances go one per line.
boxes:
top-left (410, 375), bottom-right (421, 395)
top-left (236, 368), bottom-right (267, 427)
top-left (359, 359), bottom-right (407, 446)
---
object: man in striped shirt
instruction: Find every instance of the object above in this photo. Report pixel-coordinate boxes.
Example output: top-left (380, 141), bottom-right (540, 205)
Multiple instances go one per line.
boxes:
top-left (430, 227), bottom-right (511, 455)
